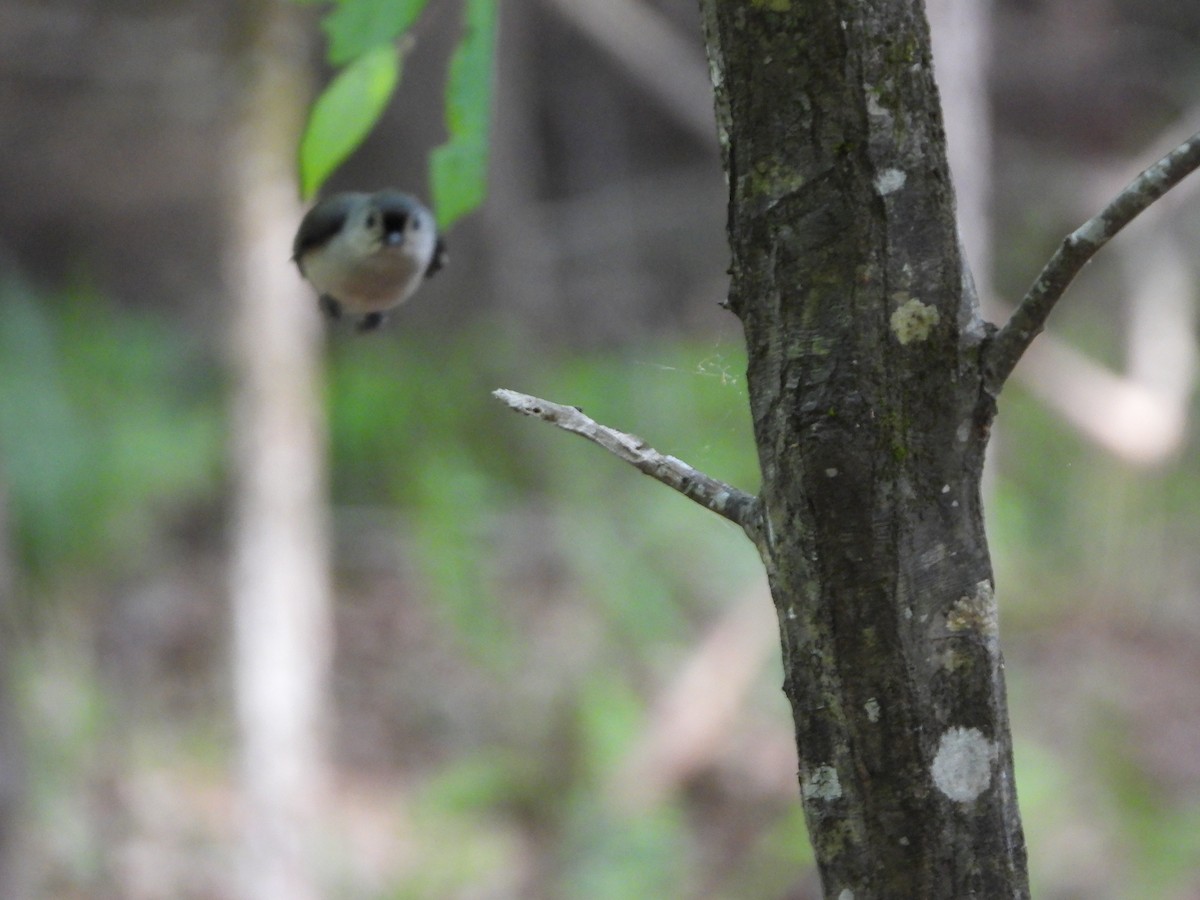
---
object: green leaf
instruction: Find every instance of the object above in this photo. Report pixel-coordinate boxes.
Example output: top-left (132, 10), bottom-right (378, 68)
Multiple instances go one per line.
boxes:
top-left (430, 0), bottom-right (497, 229)
top-left (322, 0), bottom-right (431, 66)
top-left (299, 42), bottom-right (401, 199)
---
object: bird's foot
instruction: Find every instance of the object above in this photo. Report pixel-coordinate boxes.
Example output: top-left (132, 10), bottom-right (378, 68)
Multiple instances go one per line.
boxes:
top-left (356, 312), bottom-right (387, 333)
top-left (318, 295), bottom-right (342, 320)
top-left (425, 237), bottom-right (448, 278)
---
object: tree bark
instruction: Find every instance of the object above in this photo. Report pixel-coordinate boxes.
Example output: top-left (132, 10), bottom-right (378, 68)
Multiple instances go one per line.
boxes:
top-left (698, 1), bottom-right (1027, 896)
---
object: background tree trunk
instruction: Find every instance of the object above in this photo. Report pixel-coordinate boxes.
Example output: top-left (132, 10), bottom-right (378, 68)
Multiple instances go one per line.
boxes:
top-left (698, 1), bottom-right (1028, 895)
top-left (225, 3), bottom-right (333, 898)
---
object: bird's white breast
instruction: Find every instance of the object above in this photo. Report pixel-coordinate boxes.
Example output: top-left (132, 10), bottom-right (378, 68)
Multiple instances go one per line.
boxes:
top-left (302, 225), bottom-right (434, 314)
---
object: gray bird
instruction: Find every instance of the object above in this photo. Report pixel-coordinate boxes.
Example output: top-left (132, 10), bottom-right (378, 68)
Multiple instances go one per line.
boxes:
top-left (292, 190), bottom-right (447, 332)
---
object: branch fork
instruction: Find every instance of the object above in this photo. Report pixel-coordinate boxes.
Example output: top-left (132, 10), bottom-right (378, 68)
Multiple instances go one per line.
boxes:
top-left (986, 128), bottom-right (1200, 392)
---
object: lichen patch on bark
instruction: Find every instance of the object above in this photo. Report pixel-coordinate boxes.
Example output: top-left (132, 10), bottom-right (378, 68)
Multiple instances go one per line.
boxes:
top-left (946, 580), bottom-right (998, 639)
top-left (875, 167), bottom-right (907, 195)
top-left (890, 297), bottom-right (941, 344)
top-left (802, 765), bottom-right (843, 801)
top-left (931, 727), bottom-right (996, 803)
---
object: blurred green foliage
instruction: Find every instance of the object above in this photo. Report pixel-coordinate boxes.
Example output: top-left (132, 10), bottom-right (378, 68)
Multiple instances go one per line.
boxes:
top-left (298, 0), bottom-right (497, 226)
top-left (0, 281), bottom-right (222, 580)
top-left (300, 42), bottom-right (403, 200)
top-left (993, 382), bottom-right (1200, 898)
top-left (429, 0), bottom-right (496, 230)
top-left (990, 383), bottom-right (1200, 624)
top-left (6, 285), bottom-right (1200, 897)
top-left (325, 330), bottom-right (762, 659)
top-left (320, 0), bottom-right (431, 66)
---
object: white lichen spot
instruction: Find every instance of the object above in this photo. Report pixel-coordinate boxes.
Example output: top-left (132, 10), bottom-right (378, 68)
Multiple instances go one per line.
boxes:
top-left (931, 727), bottom-right (997, 803)
top-left (890, 297), bottom-right (941, 345)
top-left (956, 420), bottom-right (971, 443)
top-left (786, 606), bottom-right (798, 621)
top-left (875, 167), bottom-right (906, 195)
top-left (867, 92), bottom-right (890, 121)
top-left (803, 765), bottom-right (843, 801)
top-left (1074, 216), bottom-right (1106, 247)
top-left (864, 697), bottom-right (881, 722)
top-left (946, 580), bottom-right (998, 639)
top-left (838, 890), bottom-right (855, 900)
top-left (825, 467), bottom-right (839, 478)
top-left (941, 484), bottom-right (950, 494)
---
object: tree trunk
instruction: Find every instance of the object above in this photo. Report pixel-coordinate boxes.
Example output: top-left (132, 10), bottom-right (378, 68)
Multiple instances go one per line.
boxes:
top-left (698, 1), bottom-right (1028, 896)
top-left (225, 3), bottom-right (333, 898)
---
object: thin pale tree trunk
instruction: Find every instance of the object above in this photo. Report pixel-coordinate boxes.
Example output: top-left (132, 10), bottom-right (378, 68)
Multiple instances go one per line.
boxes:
top-left (225, 3), bottom-right (332, 898)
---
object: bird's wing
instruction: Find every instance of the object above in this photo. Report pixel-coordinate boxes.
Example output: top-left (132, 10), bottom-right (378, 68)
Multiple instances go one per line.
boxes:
top-left (425, 236), bottom-right (448, 278)
top-left (291, 196), bottom-right (356, 265)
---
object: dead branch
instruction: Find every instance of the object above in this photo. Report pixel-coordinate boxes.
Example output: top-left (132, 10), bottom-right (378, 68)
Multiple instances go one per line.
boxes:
top-left (492, 389), bottom-right (761, 537)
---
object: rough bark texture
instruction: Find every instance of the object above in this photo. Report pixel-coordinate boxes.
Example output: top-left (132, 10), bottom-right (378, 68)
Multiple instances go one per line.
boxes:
top-left (698, 1), bottom-right (1028, 896)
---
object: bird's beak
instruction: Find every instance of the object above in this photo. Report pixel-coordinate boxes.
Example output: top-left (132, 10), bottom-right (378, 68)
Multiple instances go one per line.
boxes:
top-left (384, 232), bottom-right (405, 247)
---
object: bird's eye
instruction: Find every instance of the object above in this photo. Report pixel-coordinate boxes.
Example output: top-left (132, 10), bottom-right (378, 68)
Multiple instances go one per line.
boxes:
top-left (366, 212), bottom-right (379, 229)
